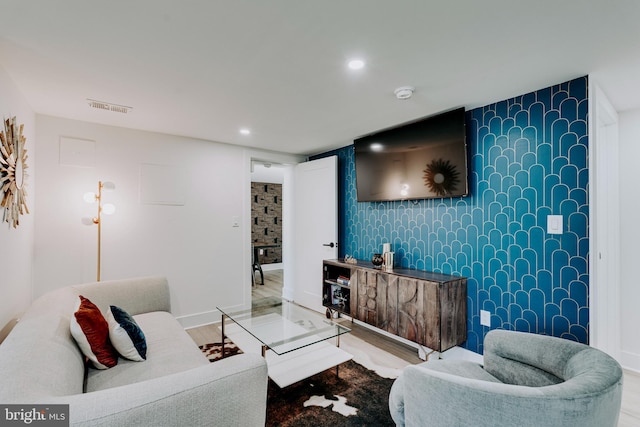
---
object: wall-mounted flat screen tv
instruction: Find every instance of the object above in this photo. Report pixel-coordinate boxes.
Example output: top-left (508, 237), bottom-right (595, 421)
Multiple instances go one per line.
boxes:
top-left (354, 107), bottom-right (468, 202)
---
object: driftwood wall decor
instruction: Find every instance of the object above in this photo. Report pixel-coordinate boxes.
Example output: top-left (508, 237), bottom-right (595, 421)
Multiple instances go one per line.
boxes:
top-left (0, 116), bottom-right (29, 228)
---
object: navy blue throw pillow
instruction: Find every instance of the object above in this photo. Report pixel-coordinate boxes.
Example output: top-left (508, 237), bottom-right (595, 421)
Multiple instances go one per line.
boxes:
top-left (106, 305), bottom-right (147, 361)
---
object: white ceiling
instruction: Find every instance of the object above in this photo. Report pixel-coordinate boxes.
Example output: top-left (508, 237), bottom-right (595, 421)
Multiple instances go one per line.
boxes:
top-left (1, 1), bottom-right (639, 156)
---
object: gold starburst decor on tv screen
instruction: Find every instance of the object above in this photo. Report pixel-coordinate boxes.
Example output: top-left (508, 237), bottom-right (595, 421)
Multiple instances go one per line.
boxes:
top-left (423, 158), bottom-right (461, 197)
top-left (0, 116), bottom-right (29, 228)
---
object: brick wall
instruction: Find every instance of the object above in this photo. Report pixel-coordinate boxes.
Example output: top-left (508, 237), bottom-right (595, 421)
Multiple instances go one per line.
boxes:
top-left (251, 182), bottom-right (282, 264)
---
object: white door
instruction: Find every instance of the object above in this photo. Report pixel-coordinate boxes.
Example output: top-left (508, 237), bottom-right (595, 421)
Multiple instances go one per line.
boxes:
top-left (589, 82), bottom-right (620, 359)
top-left (292, 156), bottom-right (338, 312)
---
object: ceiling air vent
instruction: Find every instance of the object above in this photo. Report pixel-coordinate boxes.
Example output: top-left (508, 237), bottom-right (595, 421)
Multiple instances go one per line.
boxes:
top-left (87, 99), bottom-right (132, 114)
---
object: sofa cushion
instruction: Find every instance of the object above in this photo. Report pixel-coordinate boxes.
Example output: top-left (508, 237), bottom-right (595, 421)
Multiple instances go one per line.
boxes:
top-left (85, 311), bottom-right (209, 392)
top-left (0, 287), bottom-right (86, 402)
top-left (70, 295), bottom-right (118, 369)
top-left (107, 305), bottom-right (147, 361)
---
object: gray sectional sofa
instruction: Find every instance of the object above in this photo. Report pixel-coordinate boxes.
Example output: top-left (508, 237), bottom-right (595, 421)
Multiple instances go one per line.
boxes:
top-left (0, 276), bottom-right (268, 426)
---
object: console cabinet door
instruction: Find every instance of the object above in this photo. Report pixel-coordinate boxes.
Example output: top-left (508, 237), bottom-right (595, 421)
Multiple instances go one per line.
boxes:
top-left (422, 281), bottom-right (440, 350)
top-left (355, 269), bottom-right (377, 325)
top-left (439, 278), bottom-right (467, 351)
top-left (397, 277), bottom-right (425, 345)
top-left (347, 267), bottom-right (358, 317)
top-left (377, 273), bottom-right (398, 335)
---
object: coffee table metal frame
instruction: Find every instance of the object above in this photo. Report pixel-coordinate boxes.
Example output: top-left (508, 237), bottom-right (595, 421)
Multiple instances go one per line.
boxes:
top-left (217, 298), bottom-right (352, 387)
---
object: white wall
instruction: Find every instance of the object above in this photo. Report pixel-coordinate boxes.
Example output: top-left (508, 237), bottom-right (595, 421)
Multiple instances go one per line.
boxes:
top-left (0, 66), bottom-right (36, 332)
top-left (619, 108), bottom-right (640, 372)
top-left (34, 115), bottom-right (262, 327)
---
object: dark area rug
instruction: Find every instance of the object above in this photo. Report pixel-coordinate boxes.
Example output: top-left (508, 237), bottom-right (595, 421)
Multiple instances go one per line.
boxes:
top-left (201, 341), bottom-right (395, 426)
top-left (265, 359), bottom-right (395, 426)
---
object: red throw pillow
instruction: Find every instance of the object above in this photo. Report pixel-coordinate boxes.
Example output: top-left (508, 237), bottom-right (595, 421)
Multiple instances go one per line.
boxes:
top-left (70, 295), bottom-right (118, 369)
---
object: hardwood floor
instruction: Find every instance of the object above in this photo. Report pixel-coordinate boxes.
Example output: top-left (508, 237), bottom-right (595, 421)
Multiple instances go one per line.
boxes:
top-left (250, 268), bottom-right (284, 300)
top-left (618, 369), bottom-right (640, 427)
top-left (187, 268), bottom-right (640, 426)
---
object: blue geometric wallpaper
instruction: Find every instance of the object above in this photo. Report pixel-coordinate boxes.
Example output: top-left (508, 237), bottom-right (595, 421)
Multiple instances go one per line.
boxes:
top-left (312, 77), bottom-right (589, 354)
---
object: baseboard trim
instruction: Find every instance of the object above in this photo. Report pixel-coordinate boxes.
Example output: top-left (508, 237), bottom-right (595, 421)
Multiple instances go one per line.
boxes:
top-left (261, 263), bottom-right (283, 272)
top-left (177, 310), bottom-right (219, 329)
top-left (620, 350), bottom-right (640, 372)
top-left (178, 300), bottom-right (248, 329)
top-left (0, 318), bottom-right (19, 345)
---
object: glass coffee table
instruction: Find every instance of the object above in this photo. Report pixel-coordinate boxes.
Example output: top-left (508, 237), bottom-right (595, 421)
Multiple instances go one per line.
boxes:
top-left (217, 298), bottom-right (353, 387)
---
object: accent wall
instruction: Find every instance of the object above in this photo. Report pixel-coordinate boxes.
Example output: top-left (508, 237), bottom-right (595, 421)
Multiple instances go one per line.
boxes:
top-left (313, 76), bottom-right (589, 354)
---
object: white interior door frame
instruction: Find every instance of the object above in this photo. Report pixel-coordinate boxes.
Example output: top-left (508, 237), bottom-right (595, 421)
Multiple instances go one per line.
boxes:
top-left (243, 150), bottom-right (305, 310)
top-left (588, 80), bottom-right (621, 360)
top-left (292, 156), bottom-right (338, 313)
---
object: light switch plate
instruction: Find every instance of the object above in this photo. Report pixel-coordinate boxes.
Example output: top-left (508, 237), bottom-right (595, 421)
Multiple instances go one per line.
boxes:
top-left (480, 310), bottom-right (491, 327)
top-left (547, 215), bottom-right (563, 234)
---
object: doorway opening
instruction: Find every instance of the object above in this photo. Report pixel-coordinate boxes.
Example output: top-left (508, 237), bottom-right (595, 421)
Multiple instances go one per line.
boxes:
top-left (250, 161), bottom-right (285, 302)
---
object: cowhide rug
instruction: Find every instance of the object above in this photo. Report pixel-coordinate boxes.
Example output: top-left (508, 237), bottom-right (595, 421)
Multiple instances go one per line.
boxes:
top-left (201, 341), bottom-right (395, 426)
top-left (199, 339), bottom-right (243, 361)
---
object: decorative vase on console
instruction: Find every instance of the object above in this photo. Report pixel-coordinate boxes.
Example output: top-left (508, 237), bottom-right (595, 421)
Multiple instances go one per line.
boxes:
top-left (371, 253), bottom-right (383, 268)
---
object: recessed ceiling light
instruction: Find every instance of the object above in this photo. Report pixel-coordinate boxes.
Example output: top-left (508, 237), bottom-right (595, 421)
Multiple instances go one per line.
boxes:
top-left (239, 128), bottom-right (251, 135)
top-left (347, 59), bottom-right (365, 70)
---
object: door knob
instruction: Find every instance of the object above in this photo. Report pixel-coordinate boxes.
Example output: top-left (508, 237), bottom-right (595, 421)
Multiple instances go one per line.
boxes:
top-left (323, 242), bottom-right (336, 248)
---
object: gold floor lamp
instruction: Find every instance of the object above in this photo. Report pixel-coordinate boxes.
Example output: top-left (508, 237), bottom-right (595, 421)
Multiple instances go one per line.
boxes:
top-left (84, 181), bottom-right (115, 281)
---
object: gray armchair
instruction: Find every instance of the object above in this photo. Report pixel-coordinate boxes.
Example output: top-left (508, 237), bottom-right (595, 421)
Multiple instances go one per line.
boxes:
top-left (389, 329), bottom-right (623, 427)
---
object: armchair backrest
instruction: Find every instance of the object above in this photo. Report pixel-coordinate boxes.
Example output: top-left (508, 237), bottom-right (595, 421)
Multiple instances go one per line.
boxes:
top-left (483, 329), bottom-right (623, 396)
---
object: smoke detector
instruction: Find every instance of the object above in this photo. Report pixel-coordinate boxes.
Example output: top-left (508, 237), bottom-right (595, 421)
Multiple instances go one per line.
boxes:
top-left (394, 86), bottom-right (414, 100)
top-left (87, 99), bottom-right (132, 114)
